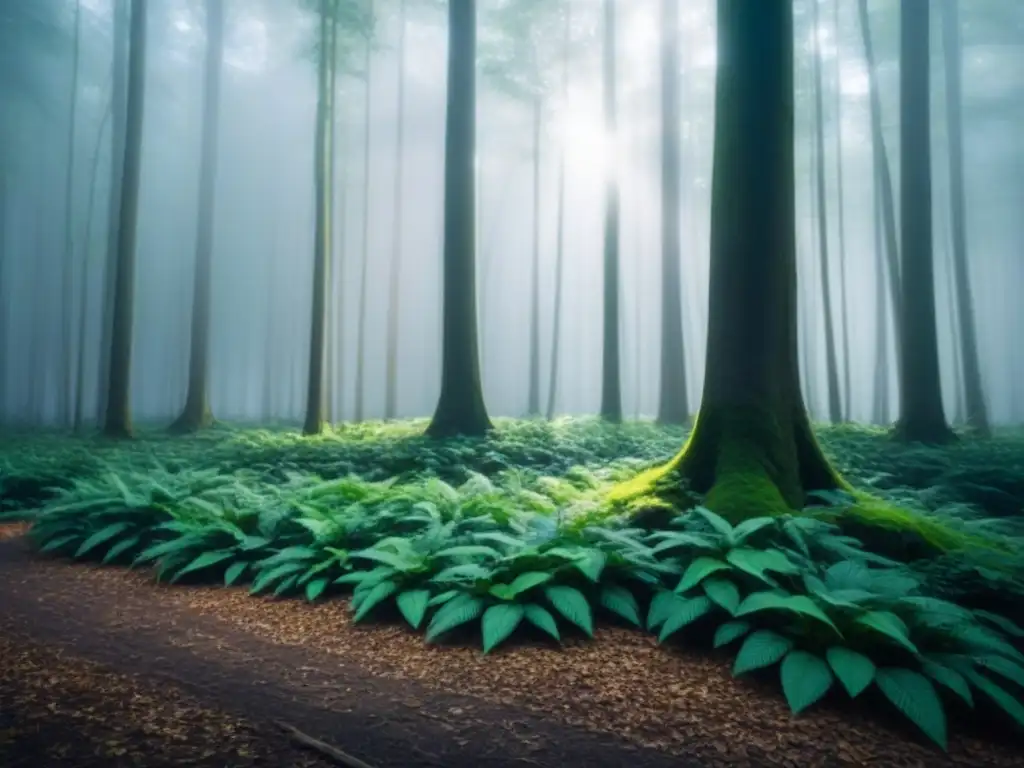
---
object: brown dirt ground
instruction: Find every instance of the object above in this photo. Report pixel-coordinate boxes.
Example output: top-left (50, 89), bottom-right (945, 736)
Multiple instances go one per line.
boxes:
top-left (1, 526), bottom-right (1022, 768)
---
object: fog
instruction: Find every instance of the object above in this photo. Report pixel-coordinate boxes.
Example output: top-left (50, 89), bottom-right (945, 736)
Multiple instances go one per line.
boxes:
top-left (0, 0), bottom-right (1021, 428)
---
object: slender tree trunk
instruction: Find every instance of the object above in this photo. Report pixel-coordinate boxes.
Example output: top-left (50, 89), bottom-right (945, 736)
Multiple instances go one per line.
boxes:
top-left (97, 0), bottom-right (129, 423)
top-left (384, 0), bottom-right (407, 421)
top-left (611, 0), bottom-right (844, 521)
top-left (871, 159), bottom-right (890, 424)
top-left (0, 174), bottom-right (7, 420)
top-left (856, 0), bottom-right (902, 356)
top-left (941, 0), bottom-right (989, 436)
top-left (942, 221), bottom-right (965, 424)
top-left (426, 0), bottom-right (492, 438)
top-left (656, 0), bottom-right (688, 425)
top-left (599, 0), bottom-right (622, 423)
top-left (171, 0), bottom-right (224, 433)
top-left (893, 0), bottom-right (954, 444)
top-left (811, 0), bottom-right (841, 424)
top-left (327, 87), bottom-right (349, 422)
top-left (526, 93), bottom-right (543, 416)
top-left (833, 0), bottom-right (851, 420)
top-left (354, 11), bottom-right (373, 422)
top-left (545, 2), bottom-right (571, 421)
top-left (303, 0), bottom-right (337, 436)
top-left (102, 0), bottom-right (147, 439)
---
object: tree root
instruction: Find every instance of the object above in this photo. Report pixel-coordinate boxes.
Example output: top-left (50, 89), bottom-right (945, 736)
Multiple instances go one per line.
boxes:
top-left (274, 720), bottom-right (379, 768)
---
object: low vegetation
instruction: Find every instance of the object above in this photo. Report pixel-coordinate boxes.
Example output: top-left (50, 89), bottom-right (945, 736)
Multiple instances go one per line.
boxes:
top-left (2, 418), bottom-right (1023, 751)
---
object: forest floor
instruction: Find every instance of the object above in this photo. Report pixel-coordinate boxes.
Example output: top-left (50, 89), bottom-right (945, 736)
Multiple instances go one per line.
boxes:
top-left (1, 420), bottom-right (1023, 767)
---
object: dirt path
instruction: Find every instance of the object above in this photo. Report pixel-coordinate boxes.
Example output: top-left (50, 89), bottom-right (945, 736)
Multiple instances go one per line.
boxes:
top-left (0, 536), bottom-right (692, 768)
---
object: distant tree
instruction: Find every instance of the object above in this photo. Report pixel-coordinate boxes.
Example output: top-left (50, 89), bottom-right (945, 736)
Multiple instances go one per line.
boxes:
top-left (893, 0), bottom-right (954, 444)
top-left (170, 0), bottom-right (225, 434)
top-left (353, 1), bottom-right (374, 423)
top-left (426, 0), bottom-right (492, 437)
top-left (103, 0), bottom-right (148, 439)
top-left (832, 0), bottom-right (851, 420)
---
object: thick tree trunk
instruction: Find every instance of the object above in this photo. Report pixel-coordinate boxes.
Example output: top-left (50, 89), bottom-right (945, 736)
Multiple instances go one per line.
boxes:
top-left (811, 0), bottom-right (841, 425)
top-left (384, 0), bottom-right (407, 421)
top-left (303, 0), bottom-right (337, 436)
top-left (656, 0), bottom-right (688, 426)
top-left (599, 0), bottom-right (622, 423)
top-left (102, 0), bottom-right (147, 439)
top-left (426, 0), bottom-right (492, 438)
top-left (832, 0), bottom-right (851, 420)
top-left (171, 0), bottom-right (224, 434)
top-left (61, 0), bottom-right (83, 427)
top-left (526, 93), bottom-right (542, 416)
top-left (354, 11), bottom-right (373, 423)
top-left (893, 0), bottom-right (954, 444)
top-left (940, 0), bottom-right (989, 436)
top-left (610, 0), bottom-right (842, 521)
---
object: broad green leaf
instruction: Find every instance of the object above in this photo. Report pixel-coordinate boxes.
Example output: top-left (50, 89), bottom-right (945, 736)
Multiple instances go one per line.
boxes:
top-left (305, 577), bottom-right (330, 602)
top-left (39, 533), bottom-right (78, 554)
top-left (396, 589), bottom-right (431, 629)
top-left (251, 561), bottom-right (307, 594)
top-left (482, 603), bottom-right (525, 653)
top-left (101, 534), bottom-right (141, 564)
top-left (434, 544), bottom-right (503, 560)
top-left (524, 603), bottom-right (560, 640)
top-left (963, 670), bottom-right (1024, 730)
top-left (781, 651), bottom-right (833, 714)
top-left (875, 667), bottom-right (947, 750)
top-left (426, 594), bottom-right (486, 641)
top-left (973, 610), bottom-right (1024, 639)
top-left (544, 586), bottom-right (593, 637)
top-left (353, 580), bottom-right (399, 622)
top-left (658, 596), bottom-right (713, 642)
top-left (713, 620), bottom-right (751, 648)
top-left (647, 589), bottom-right (686, 631)
top-left (676, 557), bottom-right (732, 594)
top-left (75, 522), bottom-right (131, 558)
top-left (599, 585), bottom-right (641, 626)
top-left (427, 589), bottom-right (459, 607)
top-left (173, 550), bottom-right (236, 581)
top-left (693, 506), bottom-right (733, 538)
top-left (730, 517), bottom-right (776, 545)
top-left (732, 630), bottom-right (793, 676)
top-left (736, 592), bottom-right (840, 634)
top-left (703, 578), bottom-right (740, 615)
top-left (976, 655), bottom-right (1024, 689)
top-left (920, 659), bottom-right (973, 708)
top-left (826, 646), bottom-right (875, 698)
top-left (351, 547), bottom-right (415, 571)
top-left (224, 561), bottom-right (249, 586)
top-left (854, 611), bottom-right (918, 654)
top-left (504, 571), bottom-right (554, 598)
top-left (273, 573), bottom-right (300, 597)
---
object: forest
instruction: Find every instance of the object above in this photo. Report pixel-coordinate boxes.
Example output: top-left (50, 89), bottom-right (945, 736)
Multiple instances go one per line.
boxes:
top-left (0, 0), bottom-right (1022, 766)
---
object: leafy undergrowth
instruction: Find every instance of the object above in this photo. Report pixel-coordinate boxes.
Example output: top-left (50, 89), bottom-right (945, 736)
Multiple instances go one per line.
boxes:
top-left (2, 418), bottom-right (1024, 751)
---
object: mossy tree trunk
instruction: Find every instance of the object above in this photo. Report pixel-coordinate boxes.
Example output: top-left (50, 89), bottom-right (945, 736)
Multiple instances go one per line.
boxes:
top-left (302, 0), bottom-right (338, 436)
top-left (940, 0), bottom-right (989, 437)
top-left (171, 0), bottom-right (224, 434)
top-left (102, 0), bottom-right (147, 439)
top-left (599, 0), bottom-right (622, 424)
top-left (426, 0), bottom-right (492, 439)
top-left (611, 0), bottom-right (843, 522)
top-left (655, 0), bottom-right (688, 426)
top-left (893, 0), bottom-right (955, 444)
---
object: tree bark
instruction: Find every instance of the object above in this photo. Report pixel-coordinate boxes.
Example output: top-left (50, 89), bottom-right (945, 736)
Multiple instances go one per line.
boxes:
top-left (426, 0), bottom-right (492, 438)
top-left (610, 0), bottom-right (843, 521)
top-left (893, 0), bottom-right (954, 444)
top-left (102, 0), bottom-right (147, 439)
top-left (940, 0), bottom-right (989, 436)
top-left (656, 0), bottom-right (688, 425)
top-left (171, 0), bottom-right (224, 433)
top-left (599, 0), bottom-right (622, 423)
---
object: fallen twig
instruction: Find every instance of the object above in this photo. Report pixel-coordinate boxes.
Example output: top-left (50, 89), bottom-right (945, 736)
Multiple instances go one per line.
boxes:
top-left (274, 719), bottom-right (379, 768)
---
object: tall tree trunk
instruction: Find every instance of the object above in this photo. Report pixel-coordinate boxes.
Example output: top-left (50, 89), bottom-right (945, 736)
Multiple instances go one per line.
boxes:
top-left (871, 159), bottom-right (890, 424)
top-left (526, 93), bottom-right (542, 416)
top-left (893, 0), bottom-right (954, 444)
top-left (354, 10), bottom-right (373, 423)
top-left (384, 0), bottom-right (407, 421)
top-left (171, 0), bottom-right (224, 433)
top-left (61, 0), bottom-right (83, 427)
top-left (426, 0), bottom-right (492, 438)
top-left (545, 2), bottom-right (571, 421)
top-left (611, 0), bottom-right (844, 521)
top-left (599, 0), bottom-right (622, 423)
top-left (942, 221), bottom-right (965, 424)
top-left (102, 0), bottom-right (147, 439)
top-left (856, 0), bottom-right (902, 356)
top-left (0, 173), bottom-right (8, 419)
top-left (327, 87), bottom-right (349, 422)
top-left (940, 0), bottom-right (989, 436)
top-left (303, 0), bottom-right (337, 436)
top-left (97, 0), bottom-right (129, 423)
top-left (656, 0), bottom-right (688, 425)
top-left (811, 0), bottom-right (841, 424)
top-left (832, 0), bottom-right (851, 420)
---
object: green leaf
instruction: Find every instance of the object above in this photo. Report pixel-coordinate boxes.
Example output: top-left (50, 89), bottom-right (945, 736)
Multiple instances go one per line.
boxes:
top-left (703, 578), bottom-right (740, 615)
top-left (39, 533), bottom-right (79, 554)
top-left (434, 544), bottom-right (503, 560)
top-left (396, 589), bottom-right (431, 629)
top-left (647, 589), bottom-right (685, 631)
top-left (523, 603), bottom-right (560, 640)
top-left (426, 594), bottom-right (486, 641)
top-left (353, 580), bottom-right (399, 622)
top-left (963, 671), bottom-right (1024, 730)
top-left (503, 571), bottom-right (554, 599)
top-left (599, 585), bottom-right (641, 626)
top-left (133, 536), bottom-right (202, 566)
top-left (544, 585), bottom-right (593, 637)
top-left (726, 547), bottom-right (797, 583)
top-left (224, 561), bottom-right (249, 586)
top-left (173, 550), bottom-right (236, 582)
top-left (273, 573), bottom-right (301, 597)
top-left (433, 563), bottom-right (494, 583)
top-left (101, 534), bottom-right (141, 564)
top-left (781, 651), bottom-right (834, 714)
top-left (732, 630), bottom-right (793, 676)
top-left (258, 546), bottom-right (318, 567)
top-left (482, 603), bottom-right (525, 653)
top-left (676, 557), bottom-right (732, 594)
top-left (305, 577), bottom-right (330, 602)
top-left (658, 596), bottom-right (713, 642)
top-left (427, 589), bottom-right (459, 607)
top-left (693, 506), bottom-right (733, 538)
top-left (854, 611), bottom-right (918, 654)
top-left (976, 655), bottom-right (1024, 689)
top-left (826, 647), bottom-right (875, 698)
top-left (921, 659), bottom-right (973, 708)
top-left (713, 620), bottom-right (751, 648)
top-left (574, 549), bottom-right (607, 582)
top-left (351, 547), bottom-right (414, 570)
top-left (736, 592), bottom-right (840, 634)
top-left (875, 667), bottom-right (947, 750)
top-left (250, 561), bottom-right (306, 594)
top-left (74, 522), bottom-right (131, 559)
top-left (973, 610), bottom-right (1024, 639)
top-left (730, 517), bottom-right (776, 545)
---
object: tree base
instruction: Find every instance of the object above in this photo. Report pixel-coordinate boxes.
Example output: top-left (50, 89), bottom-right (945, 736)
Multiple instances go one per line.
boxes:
top-left (891, 418), bottom-right (957, 445)
top-left (168, 408), bottom-right (214, 435)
